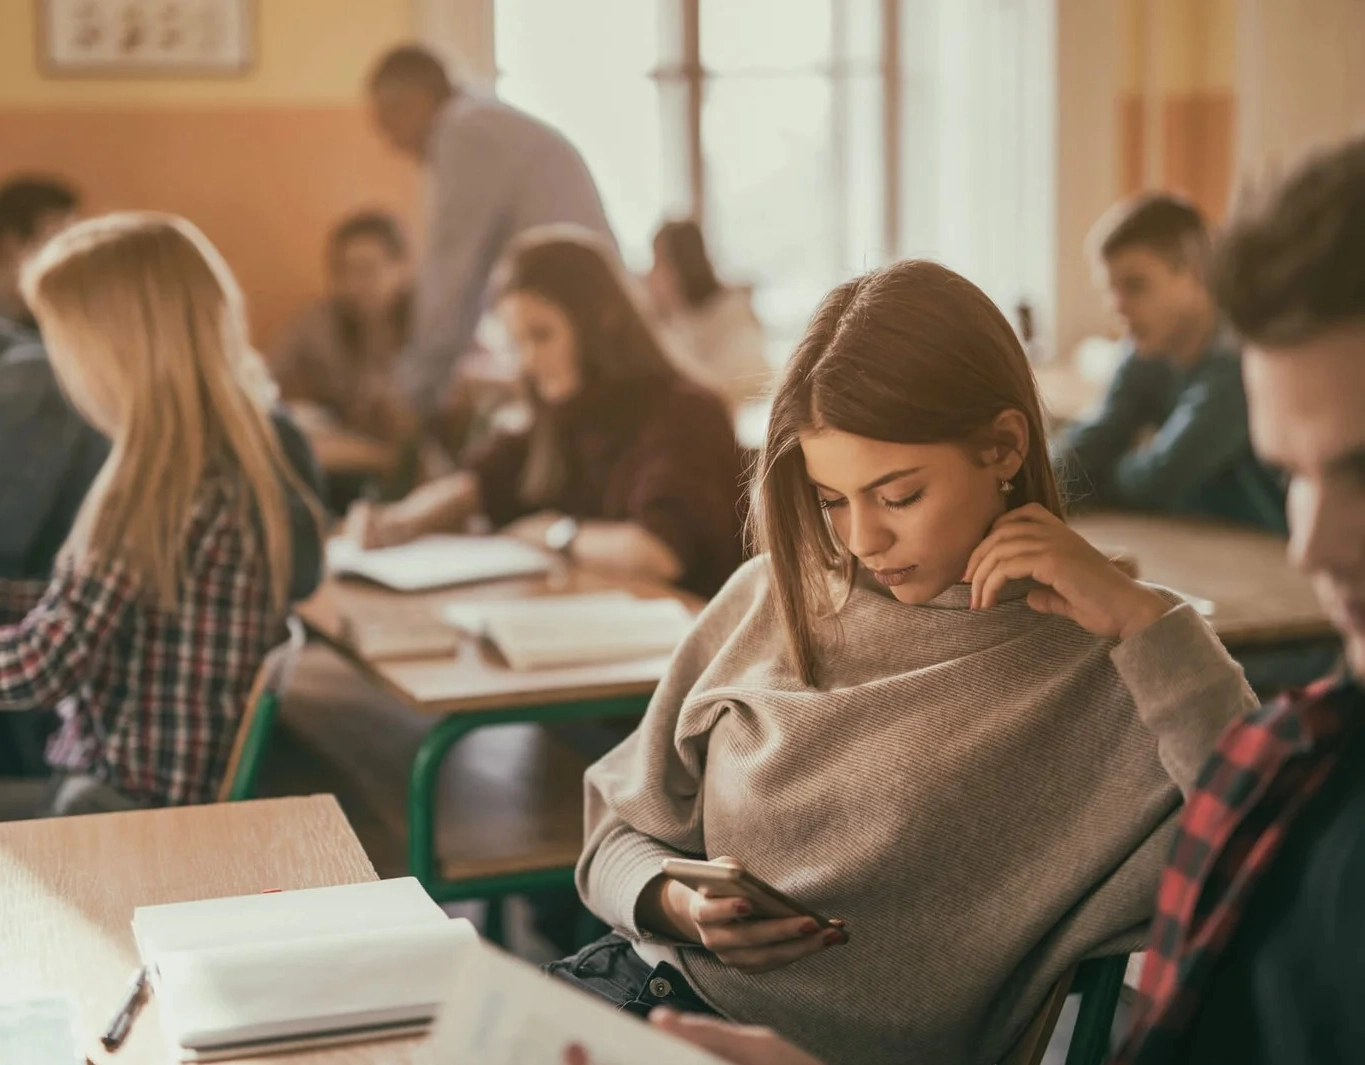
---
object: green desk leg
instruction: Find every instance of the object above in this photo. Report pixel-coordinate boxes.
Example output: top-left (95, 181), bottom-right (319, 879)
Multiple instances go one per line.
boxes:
top-left (406, 696), bottom-right (654, 902)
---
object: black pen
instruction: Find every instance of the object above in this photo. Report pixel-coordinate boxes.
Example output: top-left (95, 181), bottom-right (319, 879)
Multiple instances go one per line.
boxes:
top-left (100, 965), bottom-right (149, 1052)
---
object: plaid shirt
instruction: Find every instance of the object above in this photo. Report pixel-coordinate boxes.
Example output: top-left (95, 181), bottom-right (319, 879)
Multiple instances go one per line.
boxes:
top-left (1117, 673), bottom-right (1363, 1063)
top-left (0, 476), bottom-right (283, 806)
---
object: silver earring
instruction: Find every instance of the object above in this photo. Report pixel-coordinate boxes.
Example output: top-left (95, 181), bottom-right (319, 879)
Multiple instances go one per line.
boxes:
top-left (1000, 479), bottom-right (1015, 494)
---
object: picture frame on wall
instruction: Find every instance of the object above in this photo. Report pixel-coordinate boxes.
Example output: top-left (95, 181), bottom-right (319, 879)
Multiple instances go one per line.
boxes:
top-left (39, 0), bottom-right (255, 76)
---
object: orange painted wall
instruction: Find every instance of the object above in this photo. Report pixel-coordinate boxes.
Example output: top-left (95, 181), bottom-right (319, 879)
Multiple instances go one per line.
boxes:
top-left (0, 0), bottom-right (422, 347)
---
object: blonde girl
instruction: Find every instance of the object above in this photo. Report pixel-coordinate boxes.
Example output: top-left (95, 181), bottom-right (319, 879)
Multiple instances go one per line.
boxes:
top-left (0, 212), bottom-right (320, 817)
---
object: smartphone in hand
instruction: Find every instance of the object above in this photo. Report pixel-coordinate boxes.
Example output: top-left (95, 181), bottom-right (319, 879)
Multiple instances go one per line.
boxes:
top-left (660, 857), bottom-right (846, 935)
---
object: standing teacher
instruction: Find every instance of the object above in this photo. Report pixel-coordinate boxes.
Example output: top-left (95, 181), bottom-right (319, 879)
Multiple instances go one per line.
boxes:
top-left (367, 45), bottom-right (617, 411)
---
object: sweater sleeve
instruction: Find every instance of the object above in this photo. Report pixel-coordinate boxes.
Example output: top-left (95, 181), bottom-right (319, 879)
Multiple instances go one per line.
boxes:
top-left (576, 558), bottom-right (768, 936)
top-left (1110, 601), bottom-right (1259, 793)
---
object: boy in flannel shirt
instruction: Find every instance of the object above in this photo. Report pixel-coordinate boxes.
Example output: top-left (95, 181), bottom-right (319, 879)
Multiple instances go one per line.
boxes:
top-left (1116, 135), bottom-right (1365, 1065)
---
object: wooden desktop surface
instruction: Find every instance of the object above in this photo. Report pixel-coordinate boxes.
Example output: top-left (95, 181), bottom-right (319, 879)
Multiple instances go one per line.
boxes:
top-left (0, 795), bottom-right (428, 1065)
top-left (1070, 512), bottom-right (1330, 647)
top-left (297, 567), bottom-right (700, 715)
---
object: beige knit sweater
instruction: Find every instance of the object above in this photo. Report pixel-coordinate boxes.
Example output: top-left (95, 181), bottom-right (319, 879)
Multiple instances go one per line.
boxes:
top-left (577, 557), bottom-right (1257, 1065)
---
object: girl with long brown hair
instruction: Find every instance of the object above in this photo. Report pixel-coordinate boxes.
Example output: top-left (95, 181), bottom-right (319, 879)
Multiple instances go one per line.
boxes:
top-left (565, 260), bottom-right (1255, 1065)
top-left (349, 226), bottom-right (744, 598)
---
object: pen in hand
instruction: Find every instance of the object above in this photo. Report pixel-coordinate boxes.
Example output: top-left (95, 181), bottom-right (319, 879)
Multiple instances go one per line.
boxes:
top-left (100, 965), bottom-right (149, 1053)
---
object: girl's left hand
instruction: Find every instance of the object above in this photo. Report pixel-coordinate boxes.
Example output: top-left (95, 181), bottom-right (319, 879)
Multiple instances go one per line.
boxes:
top-left (964, 504), bottom-right (1170, 640)
top-left (503, 512), bottom-right (562, 548)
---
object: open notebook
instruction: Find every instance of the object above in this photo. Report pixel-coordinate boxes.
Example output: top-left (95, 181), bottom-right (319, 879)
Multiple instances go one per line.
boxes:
top-left (327, 534), bottom-right (553, 592)
top-left (441, 592), bottom-right (696, 670)
top-left (420, 937), bottom-right (727, 1065)
top-left (133, 878), bottom-right (475, 1062)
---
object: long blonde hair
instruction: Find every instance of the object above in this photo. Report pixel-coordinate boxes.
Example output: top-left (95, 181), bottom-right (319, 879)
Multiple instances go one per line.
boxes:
top-left (21, 212), bottom-right (305, 610)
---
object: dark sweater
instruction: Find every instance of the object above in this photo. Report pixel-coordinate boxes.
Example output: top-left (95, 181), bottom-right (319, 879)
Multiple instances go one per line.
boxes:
top-left (471, 375), bottom-right (746, 598)
top-left (1052, 333), bottom-right (1287, 534)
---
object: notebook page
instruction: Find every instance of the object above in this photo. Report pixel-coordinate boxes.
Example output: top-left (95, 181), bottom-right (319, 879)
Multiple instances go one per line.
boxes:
top-left (327, 535), bottom-right (552, 592)
top-left (486, 597), bottom-right (696, 671)
top-left (439, 591), bottom-right (637, 636)
top-left (133, 877), bottom-right (445, 961)
top-left (422, 939), bottom-right (726, 1065)
top-left (0, 998), bottom-right (80, 1065)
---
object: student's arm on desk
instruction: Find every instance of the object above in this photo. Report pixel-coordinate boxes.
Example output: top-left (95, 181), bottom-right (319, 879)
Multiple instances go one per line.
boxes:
top-left (504, 514), bottom-right (683, 586)
top-left (0, 560), bottom-right (136, 710)
top-left (1104, 360), bottom-right (1256, 510)
top-left (1052, 351), bottom-right (1171, 494)
top-left (347, 471), bottom-right (481, 549)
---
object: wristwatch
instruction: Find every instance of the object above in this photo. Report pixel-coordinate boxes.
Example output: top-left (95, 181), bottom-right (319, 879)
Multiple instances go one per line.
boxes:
top-left (544, 515), bottom-right (581, 560)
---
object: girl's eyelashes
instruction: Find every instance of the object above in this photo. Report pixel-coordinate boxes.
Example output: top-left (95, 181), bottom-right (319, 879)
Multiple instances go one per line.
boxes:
top-left (882, 489), bottom-right (925, 510)
top-left (816, 488), bottom-right (924, 511)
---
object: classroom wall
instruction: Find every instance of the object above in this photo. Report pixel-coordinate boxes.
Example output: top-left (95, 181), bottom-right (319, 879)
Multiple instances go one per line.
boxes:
top-left (1236, 0), bottom-right (1365, 179)
top-left (0, 0), bottom-right (422, 348)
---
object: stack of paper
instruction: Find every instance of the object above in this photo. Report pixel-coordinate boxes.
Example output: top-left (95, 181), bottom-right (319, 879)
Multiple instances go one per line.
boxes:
top-left (134, 878), bottom-right (475, 1062)
top-left (440, 593), bottom-right (695, 670)
top-left (327, 535), bottom-right (552, 592)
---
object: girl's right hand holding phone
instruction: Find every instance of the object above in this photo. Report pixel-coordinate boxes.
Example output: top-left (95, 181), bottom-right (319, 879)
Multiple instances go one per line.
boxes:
top-left (647, 877), bottom-right (846, 975)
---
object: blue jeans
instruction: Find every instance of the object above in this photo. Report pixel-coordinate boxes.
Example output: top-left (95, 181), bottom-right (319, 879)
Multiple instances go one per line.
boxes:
top-left (546, 933), bottom-right (722, 1019)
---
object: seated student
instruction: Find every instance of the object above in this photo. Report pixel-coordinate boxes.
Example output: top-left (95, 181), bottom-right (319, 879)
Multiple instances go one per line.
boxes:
top-left (270, 210), bottom-right (415, 445)
top-left (646, 220), bottom-right (770, 409)
top-left (1116, 135), bottom-right (1365, 1065)
top-left (559, 260), bottom-right (1254, 1065)
top-left (1052, 193), bottom-right (1287, 533)
top-left (0, 176), bottom-right (79, 341)
top-left (349, 226), bottom-right (745, 599)
top-left (0, 212), bottom-right (323, 819)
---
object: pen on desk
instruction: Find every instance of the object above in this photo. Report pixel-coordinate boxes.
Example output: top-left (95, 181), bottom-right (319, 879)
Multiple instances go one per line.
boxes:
top-left (100, 965), bottom-right (149, 1052)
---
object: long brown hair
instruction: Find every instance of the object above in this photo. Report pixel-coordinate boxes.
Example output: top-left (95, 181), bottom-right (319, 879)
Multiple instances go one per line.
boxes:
top-left (654, 219), bottom-right (723, 308)
top-left (754, 259), bottom-right (1063, 685)
top-left (491, 225), bottom-right (681, 505)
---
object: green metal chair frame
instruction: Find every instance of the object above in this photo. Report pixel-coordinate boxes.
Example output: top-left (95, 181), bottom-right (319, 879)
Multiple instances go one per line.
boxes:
top-left (218, 616), bottom-right (307, 803)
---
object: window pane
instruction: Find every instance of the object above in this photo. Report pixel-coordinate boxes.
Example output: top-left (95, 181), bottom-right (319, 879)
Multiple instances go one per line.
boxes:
top-left (839, 0), bottom-right (884, 70)
top-left (495, 0), bottom-right (664, 268)
top-left (842, 73), bottom-right (886, 270)
top-left (700, 0), bottom-right (831, 72)
top-left (704, 75), bottom-right (837, 350)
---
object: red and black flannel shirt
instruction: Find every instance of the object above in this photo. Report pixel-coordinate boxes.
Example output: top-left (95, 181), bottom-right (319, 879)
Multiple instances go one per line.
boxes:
top-left (0, 477), bottom-right (284, 807)
top-left (1116, 672), bottom-right (1363, 1063)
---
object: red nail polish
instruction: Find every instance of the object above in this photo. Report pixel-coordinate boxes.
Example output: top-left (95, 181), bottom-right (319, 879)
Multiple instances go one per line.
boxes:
top-left (823, 928), bottom-right (844, 946)
top-left (735, 901), bottom-right (752, 916)
top-left (801, 920), bottom-right (820, 935)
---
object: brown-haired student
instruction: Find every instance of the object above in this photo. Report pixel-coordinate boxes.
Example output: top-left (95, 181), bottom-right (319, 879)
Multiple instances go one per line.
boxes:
top-left (1052, 193), bottom-right (1286, 533)
top-left (349, 225), bottom-right (745, 600)
top-left (271, 210), bottom-right (415, 447)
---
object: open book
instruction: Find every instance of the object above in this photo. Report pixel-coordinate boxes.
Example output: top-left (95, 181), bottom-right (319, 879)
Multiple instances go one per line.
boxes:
top-left (327, 534), bottom-right (553, 593)
top-left (421, 937), bottom-right (728, 1065)
top-left (440, 592), bottom-right (696, 670)
top-left (133, 878), bottom-right (474, 1062)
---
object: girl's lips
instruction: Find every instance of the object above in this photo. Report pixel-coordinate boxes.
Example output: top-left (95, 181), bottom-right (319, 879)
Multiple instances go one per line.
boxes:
top-left (871, 565), bottom-right (917, 587)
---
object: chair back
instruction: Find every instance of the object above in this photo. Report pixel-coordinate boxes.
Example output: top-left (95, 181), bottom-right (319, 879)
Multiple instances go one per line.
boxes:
top-left (1000, 954), bottom-right (1129, 1065)
top-left (217, 616), bottom-right (307, 802)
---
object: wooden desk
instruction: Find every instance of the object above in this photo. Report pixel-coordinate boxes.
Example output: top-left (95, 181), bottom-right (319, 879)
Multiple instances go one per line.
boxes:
top-left (1070, 512), bottom-right (1332, 648)
top-left (0, 795), bottom-right (423, 1065)
top-left (295, 569), bottom-right (697, 905)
